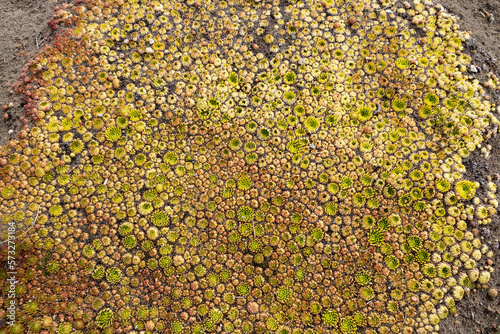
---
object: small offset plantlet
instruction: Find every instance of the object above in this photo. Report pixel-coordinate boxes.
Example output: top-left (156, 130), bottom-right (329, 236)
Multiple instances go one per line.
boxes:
top-left (57, 323), bottom-right (72, 334)
top-left (105, 126), bottom-right (121, 142)
top-left (106, 267), bottom-right (122, 284)
top-left (237, 174), bottom-right (252, 191)
top-left (356, 271), bottom-right (372, 285)
top-left (276, 286), bottom-right (292, 303)
top-left (357, 106), bottom-right (372, 122)
top-left (455, 180), bottom-right (477, 200)
top-left (96, 308), bottom-right (114, 329)
top-left (340, 316), bottom-right (357, 333)
top-left (237, 206), bottom-right (254, 222)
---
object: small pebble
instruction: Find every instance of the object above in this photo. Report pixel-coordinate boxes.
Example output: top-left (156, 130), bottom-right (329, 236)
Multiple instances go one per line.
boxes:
top-left (470, 65), bottom-right (478, 73)
top-left (247, 301), bottom-right (259, 314)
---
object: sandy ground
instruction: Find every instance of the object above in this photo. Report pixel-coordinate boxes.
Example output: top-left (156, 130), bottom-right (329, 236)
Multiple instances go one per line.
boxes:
top-left (0, 0), bottom-right (498, 333)
top-left (0, 0), bottom-right (61, 145)
top-left (433, 0), bottom-right (500, 332)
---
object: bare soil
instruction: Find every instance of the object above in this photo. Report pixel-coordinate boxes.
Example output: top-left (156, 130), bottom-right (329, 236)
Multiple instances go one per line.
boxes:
top-left (436, 0), bottom-right (500, 333)
top-left (0, 0), bottom-right (498, 333)
top-left (0, 0), bottom-right (63, 145)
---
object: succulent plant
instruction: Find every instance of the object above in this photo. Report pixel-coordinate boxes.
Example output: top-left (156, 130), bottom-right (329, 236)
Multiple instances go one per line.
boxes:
top-left (96, 308), bottom-right (114, 329)
top-left (0, 0), bottom-right (498, 333)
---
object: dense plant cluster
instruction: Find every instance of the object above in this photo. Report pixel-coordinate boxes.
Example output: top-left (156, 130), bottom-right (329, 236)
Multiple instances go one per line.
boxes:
top-left (0, 0), bottom-right (498, 333)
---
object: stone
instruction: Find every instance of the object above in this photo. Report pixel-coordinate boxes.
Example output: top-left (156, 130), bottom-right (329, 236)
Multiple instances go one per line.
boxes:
top-left (247, 301), bottom-right (259, 314)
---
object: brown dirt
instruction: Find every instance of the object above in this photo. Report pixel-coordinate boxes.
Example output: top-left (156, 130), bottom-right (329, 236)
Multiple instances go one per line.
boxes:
top-left (0, 0), bottom-right (498, 333)
top-left (435, 0), bottom-right (500, 333)
top-left (0, 0), bottom-right (61, 146)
